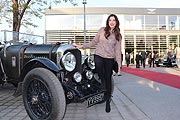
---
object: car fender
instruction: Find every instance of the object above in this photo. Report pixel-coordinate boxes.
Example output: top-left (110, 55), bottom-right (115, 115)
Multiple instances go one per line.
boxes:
top-left (20, 57), bottom-right (61, 81)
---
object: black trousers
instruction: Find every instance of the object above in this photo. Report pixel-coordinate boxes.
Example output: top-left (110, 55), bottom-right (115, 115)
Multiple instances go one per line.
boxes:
top-left (150, 58), bottom-right (155, 67)
top-left (94, 55), bottom-right (114, 97)
top-left (142, 58), bottom-right (146, 68)
top-left (126, 59), bottom-right (130, 67)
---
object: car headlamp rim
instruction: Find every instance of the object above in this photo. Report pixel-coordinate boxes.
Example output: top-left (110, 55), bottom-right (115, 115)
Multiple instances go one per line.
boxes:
top-left (73, 72), bottom-right (82, 83)
top-left (87, 55), bottom-right (95, 69)
top-left (86, 70), bottom-right (93, 80)
top-left (61, 52), bottom-right (76, 72)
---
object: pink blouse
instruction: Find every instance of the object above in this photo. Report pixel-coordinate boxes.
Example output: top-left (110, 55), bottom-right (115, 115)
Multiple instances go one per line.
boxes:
top-left (83, 27), bottom-right (122, 68)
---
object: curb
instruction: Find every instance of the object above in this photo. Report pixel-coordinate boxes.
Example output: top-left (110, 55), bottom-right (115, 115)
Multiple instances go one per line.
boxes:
top-left (112, 86), bottom-right (151, 120)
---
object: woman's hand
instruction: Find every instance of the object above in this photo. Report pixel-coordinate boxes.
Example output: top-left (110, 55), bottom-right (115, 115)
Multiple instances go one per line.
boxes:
top-left (72, 43), bottom-right (83, 49)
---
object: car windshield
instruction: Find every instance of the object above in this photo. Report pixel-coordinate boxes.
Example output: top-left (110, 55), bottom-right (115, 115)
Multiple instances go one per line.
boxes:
top-left (0, 30), bottom-right (44, 45)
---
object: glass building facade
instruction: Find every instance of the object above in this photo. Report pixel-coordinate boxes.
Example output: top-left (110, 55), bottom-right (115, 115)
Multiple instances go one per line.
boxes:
top-left (45, 7), bottom-right (180, 64)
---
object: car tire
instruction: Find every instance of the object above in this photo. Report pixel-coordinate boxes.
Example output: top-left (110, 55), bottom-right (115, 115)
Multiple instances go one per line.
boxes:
top-left (22, 68), bottom-right (66, 120)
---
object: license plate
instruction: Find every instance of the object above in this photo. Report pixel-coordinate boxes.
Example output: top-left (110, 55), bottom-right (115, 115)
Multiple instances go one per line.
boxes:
top-left (85, 93), bottom-right (104, 107)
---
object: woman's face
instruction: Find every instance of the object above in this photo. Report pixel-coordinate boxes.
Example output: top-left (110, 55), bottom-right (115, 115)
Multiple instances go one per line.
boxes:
top-left (108, 16), bottom-right (116, 30)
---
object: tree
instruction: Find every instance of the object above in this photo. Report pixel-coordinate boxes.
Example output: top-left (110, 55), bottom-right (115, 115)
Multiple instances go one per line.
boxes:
top-left (0, 0), bottom-right (77, 41)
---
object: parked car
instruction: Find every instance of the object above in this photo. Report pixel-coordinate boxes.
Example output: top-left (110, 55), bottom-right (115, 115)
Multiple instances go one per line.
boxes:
top-left (155, 55), bottom-right (177, 67)
top-left (0, 40), bottom-right (113, 120)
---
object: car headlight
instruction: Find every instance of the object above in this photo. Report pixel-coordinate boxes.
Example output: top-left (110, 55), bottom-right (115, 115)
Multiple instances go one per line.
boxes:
top-left (86, 70), bottom-right (93, 80)
top-left (73, 72), bottom-right (82, 83)
top-left (87, 55), bottom-right (95, 69)
top-left (61, 52), bottom-right (76, 72)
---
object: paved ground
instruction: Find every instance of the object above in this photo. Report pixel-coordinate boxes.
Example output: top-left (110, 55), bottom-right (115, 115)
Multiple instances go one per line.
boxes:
top-left (0, 84), bottom-right (123, 120)
top-left (0, 65), bottom-right (180, 120)
top-left (114, 65), bottom-right (180, 120)
top-left (0, 84), bottom-right (30, 120)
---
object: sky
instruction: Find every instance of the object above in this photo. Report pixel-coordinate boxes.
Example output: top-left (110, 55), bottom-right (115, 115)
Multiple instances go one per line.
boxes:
top-left (58, 0), bottom-right (180, 8)
top-left (1, 0), bottom-right (180, 38)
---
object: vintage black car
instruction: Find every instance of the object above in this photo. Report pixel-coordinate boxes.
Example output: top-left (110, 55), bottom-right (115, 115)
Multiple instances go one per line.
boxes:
top-left (0, 40), bottom-right (113, 120)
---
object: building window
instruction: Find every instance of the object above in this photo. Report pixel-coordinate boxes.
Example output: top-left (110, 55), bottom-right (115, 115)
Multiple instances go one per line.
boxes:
top-left (159, 16), bottom-right (166, 30)
top-left (135, 15), bottom-right (144, 30)
top-left (124, 16), bottom-right (134, 29)
top-left (169, 35), bottom-right (177, 48)
top-left (178, 16), bottom-right (180, 30)
top-left (145, 15), bottom-right (158, 30)
top-left (86, 15), bottom-right (105, 30)
top-left (146, 35), bottom-right (158, 51)
top-left (160, 35), bottom-right (166, 50)
top-left (124, 35), bottom-right (134, 49)
top-left (136, 35), bottom-right (145, 49)
top-left (168, 16), bottom-right (177, 30)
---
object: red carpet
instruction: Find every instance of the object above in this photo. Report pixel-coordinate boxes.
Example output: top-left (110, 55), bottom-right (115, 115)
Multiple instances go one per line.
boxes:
top-left (121, 67), bottom-right (180, 89)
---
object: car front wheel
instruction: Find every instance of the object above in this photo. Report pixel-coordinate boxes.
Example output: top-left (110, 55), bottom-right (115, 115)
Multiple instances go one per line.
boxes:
top-left (22, 68), bottom-right (66, 120)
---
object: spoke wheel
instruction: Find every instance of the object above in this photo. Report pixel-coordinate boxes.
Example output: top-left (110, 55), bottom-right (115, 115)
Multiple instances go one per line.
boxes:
top-left (23, 68), bottom-right (66, 120)
top-left (27, 79), bottom-right (52, 118)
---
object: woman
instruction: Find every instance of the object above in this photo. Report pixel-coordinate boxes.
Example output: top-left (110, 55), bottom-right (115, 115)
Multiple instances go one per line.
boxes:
top-left (73, 14), bottom-right (122, 113)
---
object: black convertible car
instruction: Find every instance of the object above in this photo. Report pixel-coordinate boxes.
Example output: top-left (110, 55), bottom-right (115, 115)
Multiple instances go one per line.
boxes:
top-left (0, 39), bottom-right (113, 120)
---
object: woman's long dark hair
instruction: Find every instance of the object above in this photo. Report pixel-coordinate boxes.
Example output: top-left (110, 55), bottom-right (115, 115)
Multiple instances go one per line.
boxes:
top-left (104, 14), bottom-right (122, 41)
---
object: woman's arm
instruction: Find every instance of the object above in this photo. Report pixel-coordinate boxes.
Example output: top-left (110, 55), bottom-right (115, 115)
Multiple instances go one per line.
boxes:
top-left (115, 39), bottom-right (122, 69)
top-left (72, 43), bottom-right (83, 49)
top-left (72, 27), bottom-right (103, 49)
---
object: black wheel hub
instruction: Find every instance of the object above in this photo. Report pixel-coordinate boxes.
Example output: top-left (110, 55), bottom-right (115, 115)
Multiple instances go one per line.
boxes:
top-left (27, 79), bottom-right (52, 119)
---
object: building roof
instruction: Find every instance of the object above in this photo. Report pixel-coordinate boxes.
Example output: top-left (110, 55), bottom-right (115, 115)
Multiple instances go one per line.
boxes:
top-left (46, 7), bottom-right (180, 15)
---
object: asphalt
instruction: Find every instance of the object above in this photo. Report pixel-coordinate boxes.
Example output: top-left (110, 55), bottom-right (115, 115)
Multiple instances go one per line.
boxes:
top-left (0, 65), bottom-right (180, 120)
